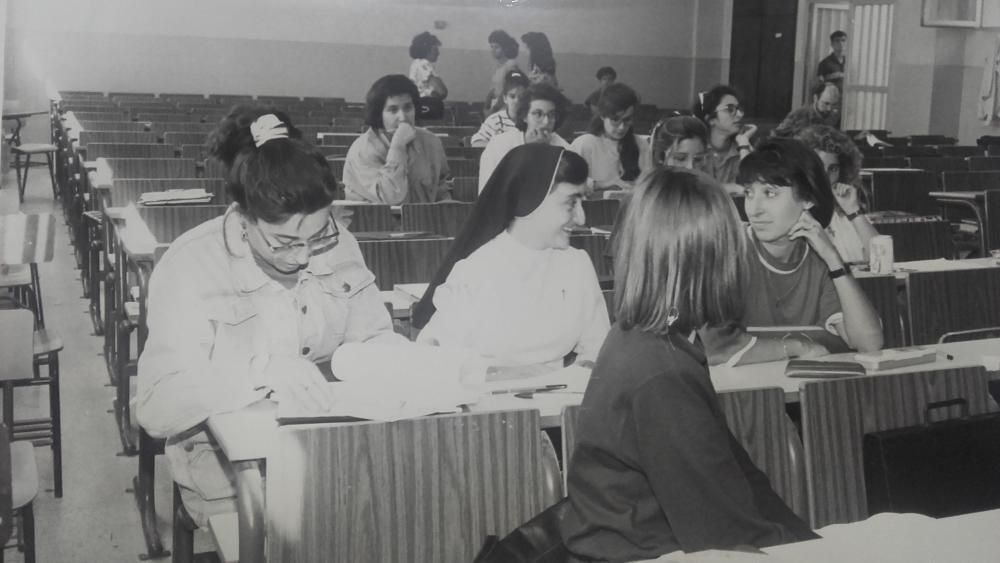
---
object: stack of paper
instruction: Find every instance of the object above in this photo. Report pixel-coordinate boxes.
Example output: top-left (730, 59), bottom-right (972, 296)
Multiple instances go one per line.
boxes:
top-left (138, 189), bottom-right (213, 206)
top-left (393, 283), bottom-right (429, 304)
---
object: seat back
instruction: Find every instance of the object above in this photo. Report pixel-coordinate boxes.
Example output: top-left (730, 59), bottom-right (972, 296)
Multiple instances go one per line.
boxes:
top-left (941, 170), bottom-right (1000, 191)
top-left (868, 170), bottom-right (937, 215)
top-left (77, 131), bottom-right (158, 146)
top-left (340, 204), bottom-right (395, 233)
top-left (83, 143), bottom-right (177, 160)
top-left (135, 205), bottom-right (229, 244)
top-left (0, 213), bottom-right (56, 265)
top-left (907, 268), bottom-right (1000, 345)
top-left (800, 367), bottom-right (998, 528)
top-left (451, 177), bottom-right (478, 202)
top-left (569, 233), bottom-right (612, 278)
top-left (400, 202), bottom-right (475, 237)
top-left (856, 274), bottom-right (906, 347)
top-left (102, 157), bottom-right (197, 180)
top-left (358, 238), bottom-right (453, 290)
top-left (0, 421), bottom-right (12, 547)
top-left (869, 217), bottom-right (956, 261)
top-left (266, 410), bottom-right (562, 563)
top-left (967, 156), bottom-right (1000, 171)
top-left (76, 120), bottom-right (148, 132)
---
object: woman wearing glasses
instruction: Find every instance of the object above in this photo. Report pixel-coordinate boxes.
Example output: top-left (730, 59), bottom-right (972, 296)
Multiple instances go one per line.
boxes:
top-left (569, 83), bottom-right (650, 189)
top-left (136, 107), bottom-right (405, 527)
top-left (694, 85), bottom-right (758, 193)
top-left (478, 82), bottom-right (570, 192)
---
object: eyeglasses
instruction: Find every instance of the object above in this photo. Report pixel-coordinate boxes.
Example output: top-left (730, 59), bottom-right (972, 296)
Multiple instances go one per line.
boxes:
top-left (528, 109), bottom-right (558, 121)
top-left (255, 218), bottom-right (340, 255)
top-left (714, 104), bottom-right (744, 116)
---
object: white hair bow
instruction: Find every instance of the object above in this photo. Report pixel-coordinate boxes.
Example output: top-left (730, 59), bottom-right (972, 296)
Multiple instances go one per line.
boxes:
top-left (250, 114), bottom-right (289, 148)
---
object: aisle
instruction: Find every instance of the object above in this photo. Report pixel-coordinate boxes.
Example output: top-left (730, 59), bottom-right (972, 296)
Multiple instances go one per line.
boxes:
top-left (2, 168), bottom-right (175, 562)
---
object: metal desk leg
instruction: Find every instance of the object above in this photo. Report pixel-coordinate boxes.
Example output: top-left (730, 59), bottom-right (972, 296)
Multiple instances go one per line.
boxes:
top-left (234, 460), bottom-right (266, 563)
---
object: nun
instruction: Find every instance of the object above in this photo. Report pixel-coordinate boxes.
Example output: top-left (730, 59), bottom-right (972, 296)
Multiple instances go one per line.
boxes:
top-left (413, 144), bottom-right (610, 370)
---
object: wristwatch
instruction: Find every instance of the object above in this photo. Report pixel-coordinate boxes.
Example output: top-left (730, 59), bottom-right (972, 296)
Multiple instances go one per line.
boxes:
top-left (829, 263), bottom-right (852, 280)
top-left (845, 210), bottom-right (861, 221)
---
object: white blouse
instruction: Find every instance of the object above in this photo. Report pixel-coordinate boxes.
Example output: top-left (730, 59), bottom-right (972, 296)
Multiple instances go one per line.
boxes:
top-left (418, 231), bottom-right (611, 368)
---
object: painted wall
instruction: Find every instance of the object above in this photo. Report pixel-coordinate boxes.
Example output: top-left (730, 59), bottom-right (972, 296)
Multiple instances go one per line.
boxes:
top-left (5, 0), bottom-right (734, 128)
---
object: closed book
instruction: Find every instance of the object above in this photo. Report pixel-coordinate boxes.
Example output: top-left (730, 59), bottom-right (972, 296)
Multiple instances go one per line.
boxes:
top-left (854, 347), bottom-right (937, 371)
top-left (785, 359), bottom-right (867, 379)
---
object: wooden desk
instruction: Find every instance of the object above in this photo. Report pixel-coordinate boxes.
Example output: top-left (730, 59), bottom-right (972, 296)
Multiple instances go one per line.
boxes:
top-left (711, 338), bottom-right (1000, 400)
top-left (930, 189), bottom-right (987, 254)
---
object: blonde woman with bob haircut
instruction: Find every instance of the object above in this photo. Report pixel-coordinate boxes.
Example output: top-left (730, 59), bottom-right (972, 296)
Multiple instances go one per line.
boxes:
top-left (559, 168), bottom-right (816, 560)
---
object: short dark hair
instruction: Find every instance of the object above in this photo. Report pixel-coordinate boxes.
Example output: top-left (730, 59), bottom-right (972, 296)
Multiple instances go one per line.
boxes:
top-left (409, 31), bottom-right (441, 60)
top-left (737, 137), bottom-right (836, 227)
top-left (364, 74), bottom-right (420, 130)
top-left (693, 84), bottom-right (741, 124)
top-left (596, 66), bottom-right (617, 81)
top-left (488, 30), bottom-right (519, 59)
top-left (207, 106), bottom-right (335, 223)
top-left (830, 30), bottom-right (847, 41)
top-left (514, 82), bottom-right (570, 132)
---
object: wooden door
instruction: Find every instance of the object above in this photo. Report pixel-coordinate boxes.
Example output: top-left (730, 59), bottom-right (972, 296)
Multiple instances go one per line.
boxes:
top-left (729, 0), bottom-right (799, 120)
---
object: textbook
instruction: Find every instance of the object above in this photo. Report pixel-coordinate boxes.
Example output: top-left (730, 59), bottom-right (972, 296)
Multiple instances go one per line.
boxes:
top-left (854, 347), bottom-right (938, 371)
top-left (137, 189), bottom-right (213, 205)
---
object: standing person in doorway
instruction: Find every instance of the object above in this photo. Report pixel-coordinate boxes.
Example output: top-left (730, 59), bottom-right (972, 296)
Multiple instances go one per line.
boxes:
top-left (818, 30), bottom-right (847, 92)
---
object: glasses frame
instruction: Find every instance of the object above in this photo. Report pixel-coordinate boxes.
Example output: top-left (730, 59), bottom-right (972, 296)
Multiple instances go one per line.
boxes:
top-left (254, 214), bottom-right (341, 256)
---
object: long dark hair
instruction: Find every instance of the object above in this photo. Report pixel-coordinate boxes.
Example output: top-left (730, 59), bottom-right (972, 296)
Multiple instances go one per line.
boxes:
top-left (207, 106), bottom-right (335, 223)
top-left (588, 83), bottom-right (641, 181)
top-left (412, 145), bottom-right (588, 328)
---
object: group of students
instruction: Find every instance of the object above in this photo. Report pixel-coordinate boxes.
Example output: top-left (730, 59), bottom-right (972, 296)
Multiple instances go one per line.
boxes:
top-left (134, 59), bottom-right (890, 559)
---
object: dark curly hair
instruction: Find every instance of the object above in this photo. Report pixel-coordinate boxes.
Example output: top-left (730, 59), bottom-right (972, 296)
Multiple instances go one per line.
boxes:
top-left (514, 83), bottom-right (570, 132)
top-left (488, 30), bottom-right (519, 59)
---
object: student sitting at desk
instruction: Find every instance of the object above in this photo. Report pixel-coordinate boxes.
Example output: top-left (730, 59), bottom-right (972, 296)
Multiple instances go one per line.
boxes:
top-left (343, 74), bottom-right (452, 204)
top-left (569, 82), bottom-right (651, 189)
top-left (412, 144), bottom-right (610, 370)
top-left (559, 168), bottom-right (817, 560)
top-left (136, 108), bottom-right (405, 526)
top-left (703, 138), bottom-right (883, 365)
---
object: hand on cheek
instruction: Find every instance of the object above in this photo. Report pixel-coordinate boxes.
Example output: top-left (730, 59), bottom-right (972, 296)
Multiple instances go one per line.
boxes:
top-left (788, 209), bottom-right (840, 266)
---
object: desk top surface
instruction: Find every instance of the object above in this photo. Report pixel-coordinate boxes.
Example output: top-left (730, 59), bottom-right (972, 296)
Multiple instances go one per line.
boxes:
top-left (207, 338), bottom-right (1000, 462)
top-left (929, 190), bottom-right (984, 201)
top-left (640, 508), bottom-right (1000, 562)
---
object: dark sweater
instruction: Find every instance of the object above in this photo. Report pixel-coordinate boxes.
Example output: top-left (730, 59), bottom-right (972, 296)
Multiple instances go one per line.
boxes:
top-left (559, 325), bottom-right (816, 561)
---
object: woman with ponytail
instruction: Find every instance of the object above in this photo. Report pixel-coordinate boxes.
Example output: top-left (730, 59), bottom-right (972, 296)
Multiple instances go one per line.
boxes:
top-left (136, 106), bottom-right (404, 527)
top-left (569, 83), bottom-right (650, 189)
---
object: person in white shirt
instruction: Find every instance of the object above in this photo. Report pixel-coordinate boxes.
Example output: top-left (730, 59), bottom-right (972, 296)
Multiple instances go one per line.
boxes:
top-left (414, 144), bottom-right (610, 370)
top-left (470, 70), bottom-right (529, 147)
top-left (478, 82), bottom-right (570, 192)
top-left (136, 108), bottom-right (406, 527)
top-left (408, 31), bottom-right (447, 99)
top-left (569, 83), bottom-right (651, 189)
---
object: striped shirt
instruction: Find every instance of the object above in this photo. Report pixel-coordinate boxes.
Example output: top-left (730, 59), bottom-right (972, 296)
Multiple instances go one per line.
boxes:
top-left (470, 109), bottom-right (517, 147)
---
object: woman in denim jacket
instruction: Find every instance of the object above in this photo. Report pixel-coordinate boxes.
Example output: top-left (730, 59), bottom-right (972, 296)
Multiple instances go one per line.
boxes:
top-left (136, 107), bottom-right (405, 526)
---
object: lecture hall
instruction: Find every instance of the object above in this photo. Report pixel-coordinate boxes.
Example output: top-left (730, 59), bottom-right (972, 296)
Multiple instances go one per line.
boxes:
top-left (1, 0), bottom-right (1000, 561)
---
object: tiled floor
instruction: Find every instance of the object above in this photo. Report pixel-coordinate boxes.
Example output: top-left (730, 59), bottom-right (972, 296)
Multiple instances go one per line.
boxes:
top-left (2, 166), bottom-right (183, 562)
